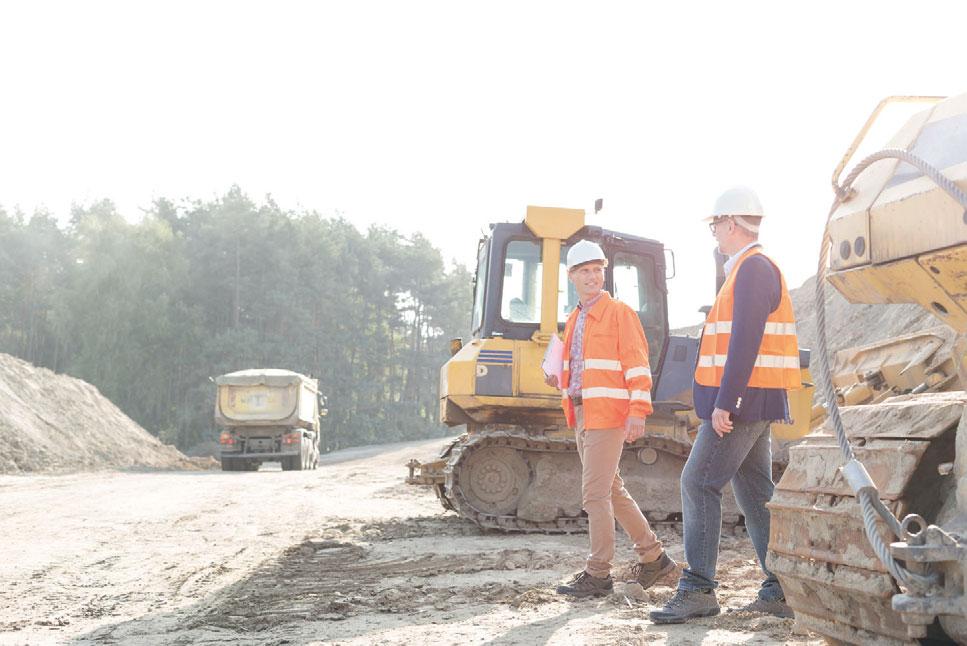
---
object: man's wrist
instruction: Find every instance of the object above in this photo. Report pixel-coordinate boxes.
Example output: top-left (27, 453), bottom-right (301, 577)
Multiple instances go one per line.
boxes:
top-left (714, 394), bottom-right (739, 414)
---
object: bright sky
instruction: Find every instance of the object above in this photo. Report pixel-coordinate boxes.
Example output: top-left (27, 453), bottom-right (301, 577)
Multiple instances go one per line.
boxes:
top-left (0, 1), bottom-right (963, 328)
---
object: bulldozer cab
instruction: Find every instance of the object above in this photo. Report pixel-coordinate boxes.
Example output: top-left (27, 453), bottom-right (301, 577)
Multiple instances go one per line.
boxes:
top-left (469, 211), bottom-right (670, 375)
top-left (439, 205), bottom-right (673, 429)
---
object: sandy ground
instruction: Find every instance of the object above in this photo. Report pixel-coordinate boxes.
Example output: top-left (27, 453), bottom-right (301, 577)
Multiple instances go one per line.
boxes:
top-left (0, 437), bottom-right (824, 645)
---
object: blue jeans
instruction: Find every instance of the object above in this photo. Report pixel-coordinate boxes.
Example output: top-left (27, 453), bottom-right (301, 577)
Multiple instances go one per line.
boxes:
top-left (678, 418), bottom-right (783, 601)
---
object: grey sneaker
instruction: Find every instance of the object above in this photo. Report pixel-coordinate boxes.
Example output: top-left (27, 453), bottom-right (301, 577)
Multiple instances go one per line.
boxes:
top-left (627, 552), bottom-right (678, 590)
top-left (649, 588), bottom-right (720, 624)
top-left (738, 596), bottom-right (793, 618)
top-left (556, 570), bottom-right (614, 598)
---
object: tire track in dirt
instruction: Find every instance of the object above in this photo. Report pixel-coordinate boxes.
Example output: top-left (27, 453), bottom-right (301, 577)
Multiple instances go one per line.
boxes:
top-left (188, 516), bottom-right (570, 633)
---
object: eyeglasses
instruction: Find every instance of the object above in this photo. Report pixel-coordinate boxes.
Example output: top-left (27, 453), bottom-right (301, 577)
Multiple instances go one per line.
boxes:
top-left (708, 216), bottom-right (732, 233)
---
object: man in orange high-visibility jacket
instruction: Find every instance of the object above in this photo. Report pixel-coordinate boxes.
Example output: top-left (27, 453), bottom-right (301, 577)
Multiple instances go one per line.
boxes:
top-left (651, 187), bottom-right (800, 624)
top-left (545, 239), bottom-right (677, 598)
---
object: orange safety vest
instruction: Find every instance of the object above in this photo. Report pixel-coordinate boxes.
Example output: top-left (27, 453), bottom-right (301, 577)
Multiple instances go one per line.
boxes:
top-left (694, 247), bottom-right (801, 390)
top-left (561, 292), bottom-right (654, 430)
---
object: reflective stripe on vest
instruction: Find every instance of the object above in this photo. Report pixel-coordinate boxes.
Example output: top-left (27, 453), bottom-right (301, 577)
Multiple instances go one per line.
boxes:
top-left (583, 358), bottom-right (652, 381)
top-left (703, 322), bottom-right (798, 336)
top-left (561, 356), bottom-right (652, 403)
top-left (696, 354), bottom-right (800, 369)
top-left (577, 386), bottom-right (653, 403)
top-left (694, 248), bottom-right (801, 390)
top-left (558, 292), bottom-right (655, 429)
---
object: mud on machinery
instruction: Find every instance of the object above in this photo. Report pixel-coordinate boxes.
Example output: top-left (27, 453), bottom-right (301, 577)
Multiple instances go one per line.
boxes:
top-left (406, 205), bottom-right (815, 533)
top-left (764, 94), bottom-right (967, 644)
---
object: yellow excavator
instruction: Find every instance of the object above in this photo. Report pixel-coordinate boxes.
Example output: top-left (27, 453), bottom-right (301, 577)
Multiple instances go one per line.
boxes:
top-left (407, 205), bottom-right (814, 532)
top-left (768, 94), bottom-right (967, 644)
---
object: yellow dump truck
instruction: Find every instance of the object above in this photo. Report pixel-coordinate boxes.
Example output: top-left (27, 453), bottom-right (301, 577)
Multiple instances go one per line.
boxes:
top-left (215, 369), bottom-right (325, 471)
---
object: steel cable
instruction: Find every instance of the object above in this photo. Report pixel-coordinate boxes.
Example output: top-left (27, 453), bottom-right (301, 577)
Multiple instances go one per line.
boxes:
top-left (815, 149), bottom-right (967, 593)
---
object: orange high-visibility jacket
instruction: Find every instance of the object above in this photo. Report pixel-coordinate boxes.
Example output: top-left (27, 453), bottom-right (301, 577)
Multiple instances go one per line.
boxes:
top-left (561, 292), bottom-right (654, 430)
top-left (694, 247), bottom-right (801, 390)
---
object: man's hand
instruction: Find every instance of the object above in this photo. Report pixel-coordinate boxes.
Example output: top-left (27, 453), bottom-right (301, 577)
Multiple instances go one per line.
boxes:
top-left (711, 407), bottom-right (734, 438)
top-left (624, 415), bottom-right (646, 444)
top-left (544, 373), bottom-right (559, 388)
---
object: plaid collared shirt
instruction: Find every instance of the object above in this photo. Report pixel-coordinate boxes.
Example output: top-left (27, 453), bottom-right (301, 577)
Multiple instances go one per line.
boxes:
top-left (566, 291), bottom-right (604, 398)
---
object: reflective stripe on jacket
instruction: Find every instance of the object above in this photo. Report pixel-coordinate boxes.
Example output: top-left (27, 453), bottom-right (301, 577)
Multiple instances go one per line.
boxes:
top-left (561, 292), bottom-right (653, 430)
top-left (694, 247), bottom-right (801, 389)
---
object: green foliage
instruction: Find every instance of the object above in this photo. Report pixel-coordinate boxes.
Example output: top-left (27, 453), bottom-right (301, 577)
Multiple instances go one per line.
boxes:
top-left (0, 188), bottom-right (471, 451)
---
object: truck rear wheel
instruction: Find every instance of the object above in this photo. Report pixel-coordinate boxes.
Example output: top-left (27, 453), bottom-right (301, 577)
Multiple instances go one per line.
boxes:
top-left (281, 455), bottom-right (303, 471)
top-left (220, 456), bottom-right (239, 471)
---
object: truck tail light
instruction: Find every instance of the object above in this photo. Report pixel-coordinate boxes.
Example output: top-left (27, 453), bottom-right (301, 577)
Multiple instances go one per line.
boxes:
top-left (219, 432), bottom-right (236, 445)
top-left (282, 432), bottom-right (301, 445)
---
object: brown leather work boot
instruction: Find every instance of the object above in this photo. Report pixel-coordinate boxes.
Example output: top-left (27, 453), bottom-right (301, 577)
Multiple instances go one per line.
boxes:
top-left (649, 587), bottom-right (721, 624)
top-left (555, 570), bottom-right (614, 598)
top-left (627, 551), bottom-right (678, 590)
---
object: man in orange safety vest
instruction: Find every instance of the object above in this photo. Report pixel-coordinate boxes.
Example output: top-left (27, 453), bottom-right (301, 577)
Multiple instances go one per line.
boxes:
top-left (651, 187), bottom-right (801, 623)
top-left (546, 239), bottom-right (677, 598)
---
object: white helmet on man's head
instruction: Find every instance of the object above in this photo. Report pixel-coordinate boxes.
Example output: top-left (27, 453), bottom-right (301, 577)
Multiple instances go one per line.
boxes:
top-left (566, 239), bottom-right (607, 270)
top-left (706, 186), bottom-right (765, 233)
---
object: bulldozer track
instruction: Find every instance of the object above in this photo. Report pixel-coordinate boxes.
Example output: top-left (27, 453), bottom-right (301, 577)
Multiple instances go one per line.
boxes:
top-left (442, 430), bottom-right (743, 534)
top-left (768, 395), bottom-right (964, 644)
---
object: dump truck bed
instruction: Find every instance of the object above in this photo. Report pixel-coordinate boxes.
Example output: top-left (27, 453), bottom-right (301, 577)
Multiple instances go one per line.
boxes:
top-left (215, 369), bottom-right (318, 429)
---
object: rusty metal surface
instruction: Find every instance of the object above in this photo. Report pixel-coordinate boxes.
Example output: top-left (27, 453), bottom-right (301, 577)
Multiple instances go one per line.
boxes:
top-left (789, 602), bottom-right (917, 646)
top-left (776, 437), bottom-right (927, 500)
top-left (919, 245), bottom-right (967, 331)
top-left (770, 499), bottom-right (898, 572)
top-left (404, 437), bottom-right (460, 485)
top-left (831, 328), bottom-right (955, 397)
top-left (831, 391), bottom-right (967, 440)
top-left (769, 499), bottom-right (916, 641)
top-left (889, 514), bottom-right (967, 640)
top-left (769, 552), bottom-right (913, 642)
top-left (447, 394), bottom-right (564, 426)
top-left (769, 409), bottom-right (959, 644)
top-left (405, 458), bottom-right (447, 485)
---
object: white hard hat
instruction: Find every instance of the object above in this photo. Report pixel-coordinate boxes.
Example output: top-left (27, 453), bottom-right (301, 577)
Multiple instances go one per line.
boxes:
top-left (706, 186), bottom-right (765, 221)
top-left (566, 239), bottom-right (606, 270)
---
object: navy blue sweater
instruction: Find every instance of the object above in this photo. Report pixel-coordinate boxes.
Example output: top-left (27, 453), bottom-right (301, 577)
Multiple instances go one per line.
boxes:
top-left (693, 254), bottom-right (790, 422)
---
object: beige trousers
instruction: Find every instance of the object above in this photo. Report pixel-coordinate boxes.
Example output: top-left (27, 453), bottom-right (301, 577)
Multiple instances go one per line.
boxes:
top-left (575, 405), bottom-right (663, 577)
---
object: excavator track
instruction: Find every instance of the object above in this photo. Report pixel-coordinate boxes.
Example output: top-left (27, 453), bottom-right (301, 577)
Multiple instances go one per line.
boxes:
top-left (441, 429), bottom-right (745, 533)
top-left (767, 393), bottom-right (964, 645)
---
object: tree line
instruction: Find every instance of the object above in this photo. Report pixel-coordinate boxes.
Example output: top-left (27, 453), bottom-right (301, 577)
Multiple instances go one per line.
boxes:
top-left (0, 186), bottom-right (472, 451)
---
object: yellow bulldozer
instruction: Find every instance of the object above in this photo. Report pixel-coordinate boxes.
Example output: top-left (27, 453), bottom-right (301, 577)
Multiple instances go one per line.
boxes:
top-left (406, 205), bottom-right (815, 532)
top-left (768, 94), bottom-right (967, 644)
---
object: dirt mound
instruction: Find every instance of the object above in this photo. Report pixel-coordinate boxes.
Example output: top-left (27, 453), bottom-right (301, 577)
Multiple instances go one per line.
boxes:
top-left (789, 275), bottom-right (940, 355)
top-left (0, 353), bottom-right (191, 474)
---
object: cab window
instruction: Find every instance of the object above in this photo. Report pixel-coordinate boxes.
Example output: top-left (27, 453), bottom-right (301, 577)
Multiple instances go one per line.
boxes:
top-left (613, 252), bottom-right (666, 368)
top-left (471, 242), bottom-right (488, 333)
top-left (501, 241), bottom-right (542, 323)
top-left (501, 240), bottom-right (580, 327)
top-left (558, 244), bottom-right (578, 324)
